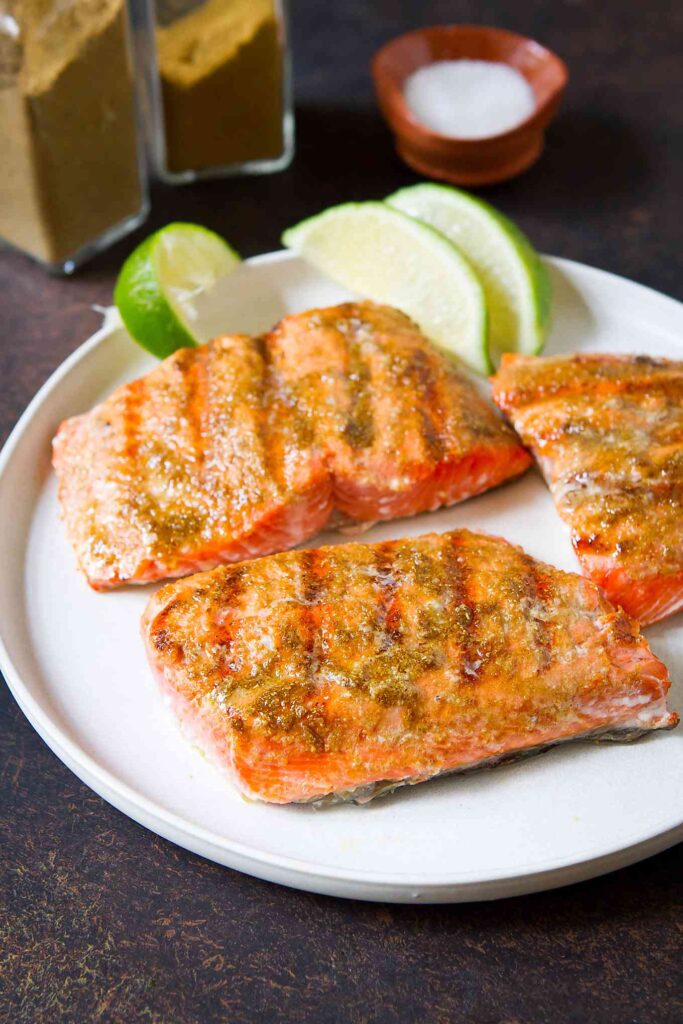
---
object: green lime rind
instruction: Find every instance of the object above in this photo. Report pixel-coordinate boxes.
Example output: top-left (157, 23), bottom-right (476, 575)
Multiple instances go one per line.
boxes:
top-left (114, 232), bottom-right (195, 359)
top-left (387, 184), bottom-right (551, 358)
top-left (114, 223), bottom-right (241, 360)
top-left (282, 200), bottom-right (490, 374)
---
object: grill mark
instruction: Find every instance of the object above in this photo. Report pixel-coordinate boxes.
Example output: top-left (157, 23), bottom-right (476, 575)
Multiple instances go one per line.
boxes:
top-left (183, 347), bottom-right (207, 475)
top-left (516, 552), bottom-right (552, 673)
top-left (410, 545), bottom-right (455, 648)
top-left (575, 479), bottom-right (683, 539)
top-left (633, 355), bottom-right (669, 367)
top-left (505, 362), bottom-right (683, 412)
top-left (120, 378), bottom-right (153, 537)
top-left (552, 397), bottom-right (682, 440)
top-left (271, 326), bottom-right (316, 452)
top-left (272, 548), bottom-right (328, 750)
top-left (574, 533), bottom-right (610, 557)
top-left (259, 328), bottom-right (311, 482)
top-left (143, 349), bottom-right (206, 553)
top-left (151, 575), bottom-right (248, 673)
top-left (219, 567), bottom-right (325, 719)
top-left (121, 379), bottom-right (143, 462)
top-left (292, 401), bottom-right (316, 450)
top-left (300, 544), bottom-right (429, 717)
top-left (445, 534), bottom-right (480, 684)
top-left (300, 548), bottom-right (325, 670)
top-left (150, 597), bottom-right (184, 658)
top-left (202, 342), bottom-right (218, 476)
top-left (373, 546), bottom-right (404, 652)
top-left (343, 339), bottom-right (374, 449)
top-left (212, 563), bottom-right (247, 606)
top-left (215, 566), bottom-right (246, 666)
top-left (302, 547), bottom-right (325, 608)
top-left (251, 335), bottom-right (278, 491)
top-left (561, 469), bottom-right (683, 502)
top-left (344, 544), bottom-right (425, 721)
top-left (604, 375), bottom-right (683, 401)
top-left (252, 335), bottom-right (267, 362)
top-left (517, 362), bottom-right (683, 578)
top-left (419, 408), bottom-right (445, 461)
top-left (404, 349), bottom-right (446, 461)
top-left (441, 358), bottom-right (505, 441)
top-left (200, 567), bottom-right (248, 693)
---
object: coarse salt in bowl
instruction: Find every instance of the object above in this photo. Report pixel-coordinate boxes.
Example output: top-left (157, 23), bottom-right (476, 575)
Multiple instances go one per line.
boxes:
top-left (403, 59), bottom-right (537, 140)
top-left (372, 25), bottom-right (568, 186)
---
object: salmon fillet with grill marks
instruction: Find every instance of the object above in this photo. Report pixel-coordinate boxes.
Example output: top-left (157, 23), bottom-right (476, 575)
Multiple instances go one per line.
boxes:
top-left (492, 353), bottom-right (683, 625)
top-left (53, 302), bottom-right (530, 589)
top-left (142, 530), bottom-right (677, 804)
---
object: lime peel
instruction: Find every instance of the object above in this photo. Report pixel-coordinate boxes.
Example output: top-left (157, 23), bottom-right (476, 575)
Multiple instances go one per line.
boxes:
top-left (387, 183), bottom-right (551, 358)
top-left (114, 222), bottom-right (240, 359)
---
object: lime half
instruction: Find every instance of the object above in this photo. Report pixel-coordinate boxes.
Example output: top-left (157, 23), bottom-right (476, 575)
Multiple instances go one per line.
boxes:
top-left (282, 201), bottom-right (489, 374)
top-left (387, 184), bottom-right (551, 359)
top-left (114, 223), bottom-right (241, 358)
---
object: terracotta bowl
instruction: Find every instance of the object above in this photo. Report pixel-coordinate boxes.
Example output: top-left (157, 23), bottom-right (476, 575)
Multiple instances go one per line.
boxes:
top-left (372, 25), bottom-right (568, 186)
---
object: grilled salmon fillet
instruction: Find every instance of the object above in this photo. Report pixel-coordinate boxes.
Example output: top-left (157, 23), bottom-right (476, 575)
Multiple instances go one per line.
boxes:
top-left (53, 302), bottom-right (530, 589)
top-left (492, 353), bottom-right (683, 625)
top-left (142, 529), bottom-right (677, 804)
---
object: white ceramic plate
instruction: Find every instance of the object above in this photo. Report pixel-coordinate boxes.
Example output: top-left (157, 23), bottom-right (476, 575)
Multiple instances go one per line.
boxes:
top-left (1, 252), bottom-right (682, 903)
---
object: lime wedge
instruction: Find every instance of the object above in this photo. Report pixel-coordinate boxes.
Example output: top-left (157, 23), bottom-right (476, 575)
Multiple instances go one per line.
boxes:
top-left (282, 201), bottom-right (489, 374)
top-left (114, 223), bottom-right (241, 358)
top-left (386, 184), bottom-right (551, 359)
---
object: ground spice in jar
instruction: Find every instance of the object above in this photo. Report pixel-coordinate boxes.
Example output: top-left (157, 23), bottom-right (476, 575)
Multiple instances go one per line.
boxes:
top-left (0, 0), bottom-right (145, 268)
top-left (156, 0), bottom-right (285, 174)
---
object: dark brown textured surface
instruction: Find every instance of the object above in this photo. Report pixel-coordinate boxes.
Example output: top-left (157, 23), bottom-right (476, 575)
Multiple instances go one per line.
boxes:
top-left (1, 1), bottom-right (682, 1020)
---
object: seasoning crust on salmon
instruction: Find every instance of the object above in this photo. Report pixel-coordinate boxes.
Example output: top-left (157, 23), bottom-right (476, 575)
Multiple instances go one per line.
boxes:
top-left (142, 530), bottom-right (677, 805)
top-left (53, 302), bottom-right (530, 589)
top-left (492, 353), bottom-right (683, 625)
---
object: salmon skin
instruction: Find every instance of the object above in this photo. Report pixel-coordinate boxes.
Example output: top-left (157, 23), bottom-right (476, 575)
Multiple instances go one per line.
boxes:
top-left (491, 353), bottom-right (683, 625)
top-left (53, 302), bottom-right (530, 590)
top-left (142, 529), bottom-right (677, 805)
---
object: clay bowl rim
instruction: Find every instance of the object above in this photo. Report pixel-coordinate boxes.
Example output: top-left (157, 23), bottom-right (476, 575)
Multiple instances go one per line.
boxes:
top-left (372, 24), bottom-right (569, 147)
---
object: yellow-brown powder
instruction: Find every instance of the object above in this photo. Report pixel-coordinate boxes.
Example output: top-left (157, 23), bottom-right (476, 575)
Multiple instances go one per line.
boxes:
top-left (0, 0), bottom-right (144, 267)
top-left (156, 0), bottom-right (284, 173)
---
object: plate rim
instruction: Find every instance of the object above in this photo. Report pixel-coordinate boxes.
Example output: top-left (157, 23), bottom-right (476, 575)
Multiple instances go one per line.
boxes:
top-left (1, 251), bottom-right (682, 901)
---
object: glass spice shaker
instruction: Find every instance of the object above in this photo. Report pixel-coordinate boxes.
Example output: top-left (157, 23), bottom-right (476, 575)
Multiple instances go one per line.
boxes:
top-left (140, 0), bottom-right (294, 183)
top-left (0, 0), bottom-right (149, 273)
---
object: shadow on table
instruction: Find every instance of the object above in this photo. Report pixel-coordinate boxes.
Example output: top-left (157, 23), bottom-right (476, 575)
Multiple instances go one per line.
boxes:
top-left (487, 108), bottom-right (652, 211)
top-left (283, 102), bottom-right (412, 199)
top-left (291, 104), bottom-right (652, 207)
top-left (65, 104), bottom-right (654, 286)
top-left (78, 102), bottom-right (413, 281)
